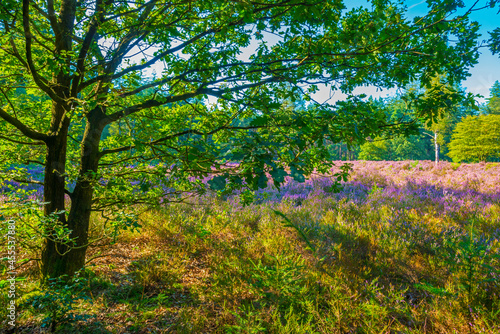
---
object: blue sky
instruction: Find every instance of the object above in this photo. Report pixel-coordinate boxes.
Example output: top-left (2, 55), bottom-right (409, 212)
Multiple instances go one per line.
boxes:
top-left (454, 1), bottom-right (499, 102)
top-left (145, 1), bottom-right (499, 105)
top-left (339, 0), bottom-right (500, 103)
top-left (255, 0), bottom-right (500, 105)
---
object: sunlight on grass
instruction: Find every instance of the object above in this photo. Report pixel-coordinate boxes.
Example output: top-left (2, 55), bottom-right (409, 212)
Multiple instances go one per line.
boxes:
top-left (1, 161), bottom-right (500, 332)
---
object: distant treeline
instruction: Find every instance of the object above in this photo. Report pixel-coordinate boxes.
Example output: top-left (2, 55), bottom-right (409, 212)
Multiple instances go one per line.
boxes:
top-left (328, 80), bottom-right (500, 163)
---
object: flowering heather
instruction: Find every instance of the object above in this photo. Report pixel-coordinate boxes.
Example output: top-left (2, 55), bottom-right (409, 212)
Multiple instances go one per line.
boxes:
top-left (0, 165), bottom-right (44, 203)
top-left (2, 161), bottom-right (499, 333)
top-left (234, 160), bottom-right (500, 214)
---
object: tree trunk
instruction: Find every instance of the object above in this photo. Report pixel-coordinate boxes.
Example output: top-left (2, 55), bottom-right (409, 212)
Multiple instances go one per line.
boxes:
top-left (40, 107), bottom-right (105, 279)
top-left (40, 99), bottom-right (71, 279)
top-left (434, 131), bottom-right (440, 166)
top-left (40, 135), bottom-right (69, 278)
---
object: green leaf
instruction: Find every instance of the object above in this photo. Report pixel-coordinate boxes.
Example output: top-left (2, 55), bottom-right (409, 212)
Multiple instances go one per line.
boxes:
top-left (208, 175), bottom-right (227, 191)
top-left (290, 166), bottom-right (305, 182)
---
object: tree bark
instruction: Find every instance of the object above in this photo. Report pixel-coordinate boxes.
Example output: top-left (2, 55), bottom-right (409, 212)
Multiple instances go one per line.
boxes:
top-left (434, 130), bottom-right (440, 166)
top-left (40, 98), bottom-right (70, 278)
top-left (37, 0), bottom-right (81, 279)
top-left (40, 137), bottom-right (69, 278)
top-left (40, 106), bottom-right (105, 279)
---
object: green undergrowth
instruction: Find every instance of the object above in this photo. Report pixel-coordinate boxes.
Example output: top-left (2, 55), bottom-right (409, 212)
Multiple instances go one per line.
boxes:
top-left (2, 196), bottom-right (500, 333)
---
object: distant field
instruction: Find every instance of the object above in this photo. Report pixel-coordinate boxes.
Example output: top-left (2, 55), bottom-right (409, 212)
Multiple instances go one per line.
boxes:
top-left (1, 161), bottom-right (500, 333)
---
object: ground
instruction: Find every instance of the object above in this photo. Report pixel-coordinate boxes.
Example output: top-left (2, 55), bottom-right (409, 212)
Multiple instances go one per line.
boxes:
top-left (1, 161), bottom-right (499, 333)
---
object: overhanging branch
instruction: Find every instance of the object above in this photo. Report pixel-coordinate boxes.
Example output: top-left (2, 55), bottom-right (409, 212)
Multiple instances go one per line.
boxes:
top-left (78, 27), bottom-right (219, 92)
top-left (0, 107), bottom-right (50, 141)
top-left (0, 135), bottom-right (45, 145)
top-left (22, 0), bottom-right (64, 104)
top-left (98, 123), bottom-right (287, 158)
top-left (71, 0), bottom-right (112, 96)
top-left (105, 77), bottom-right (278, 125)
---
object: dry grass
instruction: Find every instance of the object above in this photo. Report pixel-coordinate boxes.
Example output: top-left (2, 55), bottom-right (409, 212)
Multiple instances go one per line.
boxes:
top-left (2, 162), bottom-right (500, 333)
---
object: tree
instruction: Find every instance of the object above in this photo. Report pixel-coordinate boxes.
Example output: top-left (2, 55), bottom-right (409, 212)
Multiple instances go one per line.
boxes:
top-left (407, 74), bottom-right (477, 166)
top-left (358, 132), bottom-right (434, 161)
top-left (328, 141), bottom-right (359, 161)
top-left (357, 87), bottom-right (463, 162)
top-left (487, 81), bottom-right (500, 115)
top-left (489, 26), bottom-right (500, 56)
top-left (358, 94), bottom-right (436, 161)
top-left (448, 115), bottom-right (500, 162)
top-left (390, 134), bottom-right (434, 160)
top-left (358, 137), bottom-right (390, 161)
top-left (0, 0), bottom-right (482, 279)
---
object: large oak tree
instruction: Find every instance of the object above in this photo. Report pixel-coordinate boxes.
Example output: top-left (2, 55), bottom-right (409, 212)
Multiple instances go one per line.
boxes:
top-left (0, 0), bottom-right (484, 279)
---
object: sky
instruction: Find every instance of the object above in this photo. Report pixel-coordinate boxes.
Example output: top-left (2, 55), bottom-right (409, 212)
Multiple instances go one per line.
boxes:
top-left (455, 1), bottom-right (500, 102)
top-left (319, 0), bottom-right (500, 104)
top-left (142, 0), bottom-right (500, 105)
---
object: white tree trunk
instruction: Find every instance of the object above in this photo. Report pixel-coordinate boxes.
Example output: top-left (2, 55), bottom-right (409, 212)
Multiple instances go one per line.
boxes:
top-left (434, 131), bottom-right (440, 166)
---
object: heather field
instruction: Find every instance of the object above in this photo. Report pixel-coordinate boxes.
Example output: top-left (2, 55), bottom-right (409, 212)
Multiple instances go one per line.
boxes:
top-left (1, 161), bottom-right (500, 333)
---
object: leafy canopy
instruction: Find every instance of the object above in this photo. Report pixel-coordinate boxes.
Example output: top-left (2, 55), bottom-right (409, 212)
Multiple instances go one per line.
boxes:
top-left (487, 81), bottom-right (500, 115)
top-left (0, 0), bottom-right (483, 206)
top-left (448, 114), bottom-right (500, 162)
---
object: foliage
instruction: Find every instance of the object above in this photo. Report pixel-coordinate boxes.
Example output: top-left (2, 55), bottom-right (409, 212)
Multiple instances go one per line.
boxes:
top-left (404, 74), bottom-right (478, 164)
top-left (1, 0), bottom-right (486, 278)
top-left (486, 80), bottom-right (500, 115)
top-left (489, 26), bottom-right (500, 56)
top-left (358, 137), bottom-right (391, 161)
top-left (356, 77), bottom-right (477, 162)
top-left (22, 272), bottom-right (91, 332)
top-left (448, 114), bottom-right (500, 162)
top-left (3, 160), bottom-right (499, 332)
top-left (446, 221), bottom-right (500, 306)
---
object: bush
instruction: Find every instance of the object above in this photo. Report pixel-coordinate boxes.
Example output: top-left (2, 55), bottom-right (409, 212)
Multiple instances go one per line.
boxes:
top-left (448, 115), bottom-right (500, 162)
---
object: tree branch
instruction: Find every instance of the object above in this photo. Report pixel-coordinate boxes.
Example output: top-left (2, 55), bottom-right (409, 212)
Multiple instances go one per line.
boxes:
top-left (71, 0), bottom-right (111, 96)
top-left (0, 107), bottom-right (50, 141)
top-left (79, 0), bottom-right (296, 92)
top-left (46, 0), bottom-right (61, 39)
top-left (12, 178), bottom-right (43, 186)
top-left (22, 0), bottom-right (64, 103)
top-left (104, 77), bottom-right (277, 126)
top-left (79, 26), bottom-right (218, 92)
top-left (93, 1), bottom-right (157, 95)
top-left (3, 19), bottom-right (30, 70)
top-left (0, 135), bottom-right (45, 145)
top-left (99, 123), bottom-right (283, 157)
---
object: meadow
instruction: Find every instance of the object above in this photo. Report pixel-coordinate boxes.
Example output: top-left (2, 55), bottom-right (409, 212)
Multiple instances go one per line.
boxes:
top-left (1, 160), bottom-right (500, 333)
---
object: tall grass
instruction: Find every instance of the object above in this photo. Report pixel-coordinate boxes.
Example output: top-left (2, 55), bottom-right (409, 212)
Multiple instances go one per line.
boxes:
top-left (1, 161), bottom-right (499, 333)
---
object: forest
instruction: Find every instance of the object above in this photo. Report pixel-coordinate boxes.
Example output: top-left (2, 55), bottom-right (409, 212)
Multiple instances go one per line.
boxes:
top-left (329, 80), bottom-right (500, 163)
top-left (1, 0), bottom-right (500, 333)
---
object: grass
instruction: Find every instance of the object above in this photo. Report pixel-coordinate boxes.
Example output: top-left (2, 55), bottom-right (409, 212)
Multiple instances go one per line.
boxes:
top-left (1, 161), bottom-right (500, 333)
